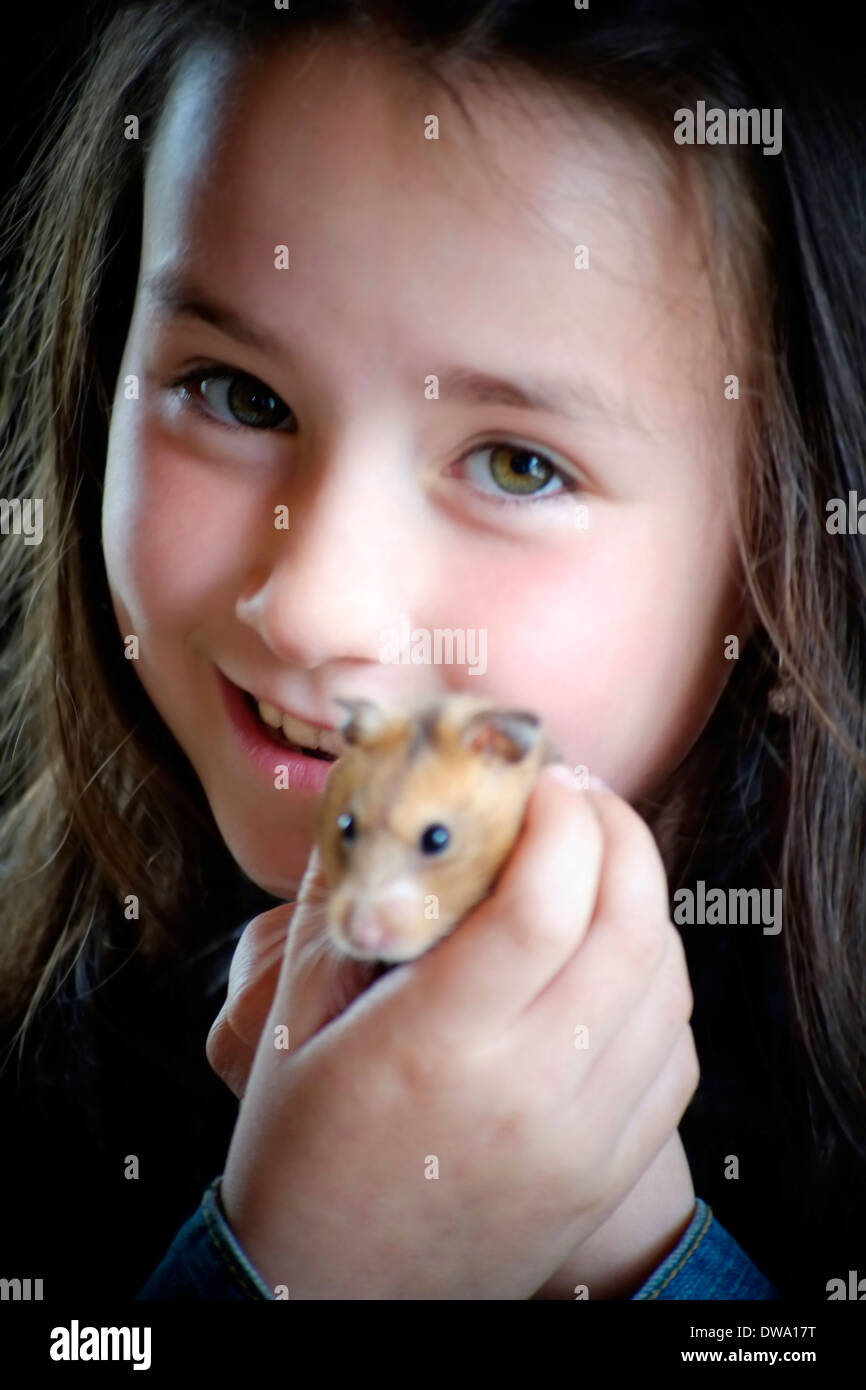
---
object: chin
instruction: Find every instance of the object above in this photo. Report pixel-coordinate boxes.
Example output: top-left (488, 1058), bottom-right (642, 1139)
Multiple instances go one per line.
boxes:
top-left (220, 842), bottom-right (303, 901)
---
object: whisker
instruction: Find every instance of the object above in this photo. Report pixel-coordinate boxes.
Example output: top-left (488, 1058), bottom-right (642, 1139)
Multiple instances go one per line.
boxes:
top-left (292, 922), bottom-right (335, 978)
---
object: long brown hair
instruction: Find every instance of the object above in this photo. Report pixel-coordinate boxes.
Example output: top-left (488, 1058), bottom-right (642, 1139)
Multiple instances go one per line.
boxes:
top-left (1, 0), bottom-right (864, 1174)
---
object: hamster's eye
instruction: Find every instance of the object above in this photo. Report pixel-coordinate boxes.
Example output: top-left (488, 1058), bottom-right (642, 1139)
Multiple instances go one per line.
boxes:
top-left (420, 824), bottom-right (450, 855)
top-left (336, 812), bottom-right (356, 843)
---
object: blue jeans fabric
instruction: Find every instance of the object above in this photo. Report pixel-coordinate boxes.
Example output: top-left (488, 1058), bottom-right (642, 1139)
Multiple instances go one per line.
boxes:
top-left (135, 1180), bottom-right (780, 1301)
top-left (630, 1197), bottom-right (780, 1300)
top-left (135, 1176), bottom-right (273, 1300)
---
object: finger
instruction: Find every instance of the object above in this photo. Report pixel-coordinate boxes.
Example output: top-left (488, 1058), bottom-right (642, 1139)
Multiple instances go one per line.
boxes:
top-left (580, 785), bottom-right (670, 926)
top-left (575, 922), bottom-right (694, 1123)
top-left (390, 767), bottom-right (605, 1049)
top-left (206, 1004), bottom-right (257, 1100)
top-left (205, 905), bottom-right (296, 1097)
top-left (273, 846), bottom-right (382, 1050)
top-left (517, 794), bottom-right (675, 1065)
top-left (222, 905), bottom-right (297, 1050)
top-left (591, 1025), bottom-right (700, 1220)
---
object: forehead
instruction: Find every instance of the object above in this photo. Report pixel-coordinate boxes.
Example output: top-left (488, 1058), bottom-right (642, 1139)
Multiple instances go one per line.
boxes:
top-left (140, 33), bottom-right (727, 431)
top-left (355, 741), bottom-right (506, 826)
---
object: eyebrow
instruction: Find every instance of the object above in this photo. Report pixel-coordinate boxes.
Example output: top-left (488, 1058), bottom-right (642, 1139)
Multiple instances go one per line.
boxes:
top-left (143, 267), bottom-right (634, 428)
top-left (435, 365), bottom-right (631, 427)
top-left (144, 267), bottom-right (286, 358)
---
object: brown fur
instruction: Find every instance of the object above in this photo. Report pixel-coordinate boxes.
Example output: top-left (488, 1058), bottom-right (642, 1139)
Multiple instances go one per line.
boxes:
top-left (314, 695), bottom-right (561, 962)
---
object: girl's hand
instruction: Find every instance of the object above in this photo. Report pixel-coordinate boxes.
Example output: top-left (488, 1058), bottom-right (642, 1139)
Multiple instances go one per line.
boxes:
top-left (207, 905), bottom-right (294, 1103)
top-left (531, 1128), bottom-right (696, 1299)
top-left (210, 771), bottom-right (699, 1299)
top-left (207, 857), bottom-right (697, 1301)
top-left (206, 876), bottom-right (377, 1102)
top-left (207, 843), bottom-right (387, 1100)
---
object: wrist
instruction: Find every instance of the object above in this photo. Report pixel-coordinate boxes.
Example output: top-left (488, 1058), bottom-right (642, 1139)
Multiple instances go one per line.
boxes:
top-left (531, 1133), bottom-right (696, 1300)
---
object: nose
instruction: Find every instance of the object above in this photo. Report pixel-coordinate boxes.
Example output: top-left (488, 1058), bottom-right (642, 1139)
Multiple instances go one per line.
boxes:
top-left (343, 887), bottom-right (419, 952)
top-left (236, 441), bottom-right (429, 671)
top-left (345, 907), bottom-right (390, 951)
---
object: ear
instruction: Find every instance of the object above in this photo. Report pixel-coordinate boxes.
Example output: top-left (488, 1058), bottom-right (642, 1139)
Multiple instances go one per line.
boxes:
top-left (333, 697), bottom-right (390, 747)
top-left (459, 707), bottom-right (542, 763)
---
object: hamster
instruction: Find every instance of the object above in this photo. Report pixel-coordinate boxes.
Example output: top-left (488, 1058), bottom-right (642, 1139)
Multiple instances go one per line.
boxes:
top-left (313, 693), bottom-right (562, 965)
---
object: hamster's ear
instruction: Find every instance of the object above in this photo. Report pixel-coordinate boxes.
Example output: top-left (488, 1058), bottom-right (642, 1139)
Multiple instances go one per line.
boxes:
top-left (333, 697), bottom-right (389, 747)
top-left (459, 708), bottom-right (542, 763)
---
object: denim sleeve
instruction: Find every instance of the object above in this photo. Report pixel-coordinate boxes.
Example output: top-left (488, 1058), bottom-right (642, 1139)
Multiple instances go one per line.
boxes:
top-left (630, 1197), bottom-right (781, 1300)
top-left (134, 1176), bottom-right (273, 1300)
top-left (134, 1183), bottom-right (777, 1301)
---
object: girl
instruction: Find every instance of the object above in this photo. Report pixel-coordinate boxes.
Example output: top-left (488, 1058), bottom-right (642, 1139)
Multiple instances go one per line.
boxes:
top-left (0, 0), bottom-right (862, 1302)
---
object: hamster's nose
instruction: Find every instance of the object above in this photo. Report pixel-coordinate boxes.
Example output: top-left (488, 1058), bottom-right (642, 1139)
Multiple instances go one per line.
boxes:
top-left (345, 908), bottom-right (390, 951)
top-left (343, 888), bottom-right (418, 952)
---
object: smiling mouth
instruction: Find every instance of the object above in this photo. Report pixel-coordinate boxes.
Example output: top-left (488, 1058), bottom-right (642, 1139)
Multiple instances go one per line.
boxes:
top-left (242, 690), bottom-right (339, 761)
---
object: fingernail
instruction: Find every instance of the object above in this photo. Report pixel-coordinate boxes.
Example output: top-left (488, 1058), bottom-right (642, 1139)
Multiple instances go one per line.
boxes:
top-left (588, 774), bottom-right (611, 791)
top-left (544, 764), bottom-right (610, 792)
top-left (545, 762), bottom-right (578, 789)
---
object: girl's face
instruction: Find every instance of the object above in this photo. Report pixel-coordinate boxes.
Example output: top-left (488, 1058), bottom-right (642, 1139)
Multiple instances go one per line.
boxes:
top-left (103, 36), bottom-right (754, 898)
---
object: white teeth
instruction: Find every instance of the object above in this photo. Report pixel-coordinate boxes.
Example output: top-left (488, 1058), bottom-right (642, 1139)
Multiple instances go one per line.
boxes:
top-left (255, 698), bottom-right (344, 757)
top-left (313, 727), bottom-right (346, 758)
top-left (281, 712), bottom-right (316, 748)
top-left (258, 700), bottom-right (284, 729)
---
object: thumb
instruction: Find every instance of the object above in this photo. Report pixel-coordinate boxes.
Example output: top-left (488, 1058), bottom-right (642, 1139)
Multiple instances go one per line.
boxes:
top-left (277, 844), bottom-right (381, 1051)
top-left (206, 901), bottom-right (296, 1098)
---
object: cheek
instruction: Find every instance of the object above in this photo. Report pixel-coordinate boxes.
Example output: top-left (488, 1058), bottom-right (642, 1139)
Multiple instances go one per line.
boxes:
top-left (101, 402), bottom-right (257, 631)
top-left (577, 515), bottom-right (742, 793)
top-left (446, 516), bottom-right (642, 706)
top-left (449, 506), bottom-right (742, 796)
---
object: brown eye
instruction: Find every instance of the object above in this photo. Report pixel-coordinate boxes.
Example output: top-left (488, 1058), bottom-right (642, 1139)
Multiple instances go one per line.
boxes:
top-left (222, 373), bottom-right (291, 429)
top-left (337, 812), bottom-right (355, 843)
top-left (179, 367), bottom-right (296, 431)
